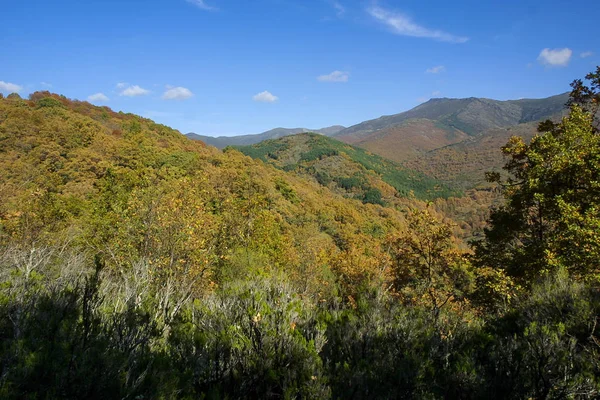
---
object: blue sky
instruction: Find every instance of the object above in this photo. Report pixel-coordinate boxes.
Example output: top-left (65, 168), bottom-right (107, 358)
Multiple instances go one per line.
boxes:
top-left (1, 0), bottom-right (598, 136)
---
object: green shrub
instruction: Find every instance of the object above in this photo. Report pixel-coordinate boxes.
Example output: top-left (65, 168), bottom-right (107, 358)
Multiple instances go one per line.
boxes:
top-left (169, 278), bottom-right (331, 399)
top-left (362, 187), bottom-right (384, 205)
top-left (36, 97), bottom-right (65, 109)
top-left (335, 176), bottom-right (363, 190)
top-left (300, 148), bottom-right (339, 162)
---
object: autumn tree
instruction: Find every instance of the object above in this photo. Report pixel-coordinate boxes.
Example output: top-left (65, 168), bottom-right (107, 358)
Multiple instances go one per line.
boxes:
top-left (387, 209), bottom-right (473, 319)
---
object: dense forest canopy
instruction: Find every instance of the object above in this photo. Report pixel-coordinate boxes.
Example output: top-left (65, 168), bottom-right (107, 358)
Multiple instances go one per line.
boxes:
top-left (0, 68), bottom-right (600, 399)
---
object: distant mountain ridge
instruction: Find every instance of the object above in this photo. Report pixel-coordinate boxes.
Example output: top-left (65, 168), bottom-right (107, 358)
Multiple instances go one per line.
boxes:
top-left (334, 93), bottom-right (569, 141)
top-left (332, 93), bottom-right (569, 163)
top-left (186, 93), bottom-right (569, 189)
top-left (187, 125), bottom-right (346, 148)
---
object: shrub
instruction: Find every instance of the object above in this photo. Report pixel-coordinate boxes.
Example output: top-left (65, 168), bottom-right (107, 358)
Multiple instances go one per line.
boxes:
top-left (362, 187), bottom-right (384, 205)
top-left (169, 278), bottom-right (331, 399)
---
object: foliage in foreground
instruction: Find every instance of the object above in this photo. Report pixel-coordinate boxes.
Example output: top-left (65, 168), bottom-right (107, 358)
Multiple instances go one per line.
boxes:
top-left (0, 246), bottom-right (598, 399)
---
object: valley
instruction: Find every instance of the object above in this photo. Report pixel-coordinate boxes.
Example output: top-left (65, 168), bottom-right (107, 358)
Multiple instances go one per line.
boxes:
top-left (191, 93), bottom-right (569, 193)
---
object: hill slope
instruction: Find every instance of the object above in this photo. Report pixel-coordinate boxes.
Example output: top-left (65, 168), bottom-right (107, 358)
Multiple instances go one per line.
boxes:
top-left (187, 125), bottom-right (346, 148)
top-left (233, 133), bottom-right (457, 202)
top-left (406, 121), bottom-right (541, 190)
top-left (1, 92), bottom-right (440, 296)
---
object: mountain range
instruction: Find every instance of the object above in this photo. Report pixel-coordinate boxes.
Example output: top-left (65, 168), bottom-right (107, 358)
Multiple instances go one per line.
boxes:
top-left (331, 93), bottom-right (569, 162)
top-left (225, 93), bottom-right (570, 193)
top-left (187, 94), bottom-right (568, 168)
top-left (186, 126), bottom-right (346, 148)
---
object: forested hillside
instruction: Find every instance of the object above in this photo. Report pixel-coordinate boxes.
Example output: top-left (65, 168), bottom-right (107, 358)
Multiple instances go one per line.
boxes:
top-left (1, 68), bottom-right (600, 399)
top-left (406, 121), bottom-right (542, 190)
top-left (0, 91), bottom-right (420, 294)
top-left (233, 132), bottom-right (457, 202)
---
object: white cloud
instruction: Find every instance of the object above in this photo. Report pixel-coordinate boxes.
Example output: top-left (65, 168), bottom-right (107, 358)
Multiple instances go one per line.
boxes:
top-left (162, 86), bottom-right (194, 100)
top-left (0, 81), bottom-right (23, 93)
top-left (186, 0), bottom-right (217, 11)
top-left (537, 48), bottom-right (572, 67)
top-left (367, 6), bottom-right (469, 43)
top-left (119, 85), bottom-right (150, 97)
top-left (581, 51), bottom-right (593, 58)
top-left (318, 70), bottom-right (350, 82)
top-left (88, 93), bottom-right (109, 102)
top-left (253, 91), bottom-right (278, 103)
top-left (333, 1), bottom-right (345, 17)
top-left (40, 82), bottom-right (52, 88)
top-left (426, 65), bottom-right (445, 74)
top-left (116, 82), bottom-right (128, 89)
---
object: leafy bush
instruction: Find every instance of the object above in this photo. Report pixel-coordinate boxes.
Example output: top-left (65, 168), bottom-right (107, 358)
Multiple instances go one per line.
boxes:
top-left (300, 148), bottom-right (339, 162)
top-left (477, 269), bottom-right (600, 399)
top-left (1, 245), bottom-right (599, 399)
top-left (362, 187), bottom-right (384, 205)
top-left (169, 278), bottom-right (330, 399)
top-left (275, 178), bottom-right (300, 204)
top-left (335, 176), bottom-right (363, 190)
top-left (35, 97), bottom-right (65, 109)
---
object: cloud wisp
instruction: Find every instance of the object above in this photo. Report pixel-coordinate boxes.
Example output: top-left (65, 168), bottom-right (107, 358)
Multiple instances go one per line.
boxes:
top-left (538, 48), bottom-right (572, 67)
top-left (426, 65), bottom-right (445, 74)
top-left (186, 0), bottom-right (217, 11)
top-left (0, 81), bottom-right (23, 93)
top-left (333, 1), bottom-right (345, 17)
top-left (318, 70), bottom-right (350, 82)
top-left (417, 90), bottom-right (442, 103)
top-left (163, 86), bottom-right (194, 100)
top-left (367, 6), bottom-right (468, 44)
top-left (119, 85), bottom-right (151, 97)
top-left (88, 93), bottom-right (109, 102)
top-left (253, 91), bottom-right (278, 103)
top-left (581, 51), bottom-right (593, 59)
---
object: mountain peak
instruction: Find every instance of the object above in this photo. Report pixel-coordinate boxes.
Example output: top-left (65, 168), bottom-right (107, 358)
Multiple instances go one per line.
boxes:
top-left (334, 93), bottom-right (569, 140)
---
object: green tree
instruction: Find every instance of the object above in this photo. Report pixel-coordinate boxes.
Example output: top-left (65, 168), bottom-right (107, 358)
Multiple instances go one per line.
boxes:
top-left (477, 67), bottom-right (600, 283)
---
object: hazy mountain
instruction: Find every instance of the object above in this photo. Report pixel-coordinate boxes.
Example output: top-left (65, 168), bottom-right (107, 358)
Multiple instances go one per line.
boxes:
top-left (333, 93), bottom-right (569, 162)
top-left (315, 125), bottom-right (346, 136)
top-left (187, 125), bottom-right (346, 148)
